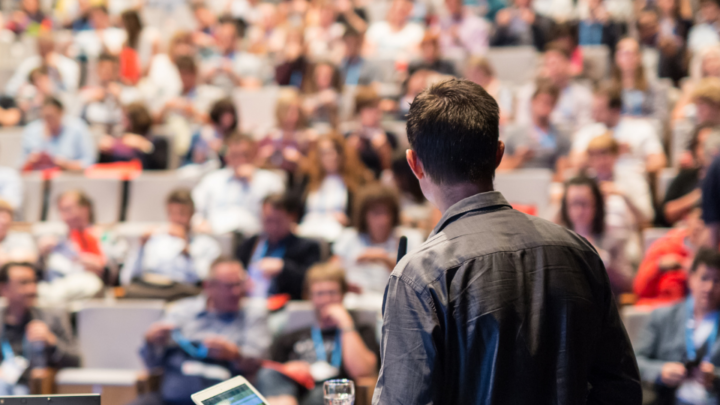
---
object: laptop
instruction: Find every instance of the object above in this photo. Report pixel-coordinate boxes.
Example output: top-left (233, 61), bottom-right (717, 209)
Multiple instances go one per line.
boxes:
top-left (0, 394), bottom-right (101, 404)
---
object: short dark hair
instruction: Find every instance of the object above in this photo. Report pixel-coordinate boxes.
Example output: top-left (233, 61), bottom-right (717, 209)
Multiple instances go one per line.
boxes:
top-left (354, 184), bottom-right (400, 234)
top-left (209, 98), bottom-right (239, 133)
top-left (207, 257), bottom-right (245, 279)
top-left (166, 188), bottom-right (195, 211)
top-left (533, 78), bottom-right (560, 102)
top-left (43, 96), bottom-right (64, 111)
top-left (595, 82), bottom-right (623, 110)
top-left (406, 78), bottom-right (500, 185)
top-left (125, 102), bottom-right (153, 136)
top-left (263, 193), bottom-right (302, 219)
top-left (0, 262), bottom-right (38, 284)
top-left (98, 52), bottom-right (119, 64)
top-left (691, 248), bottom-right (720, 273)
top-left (560, 176), bottom-right (606, 237)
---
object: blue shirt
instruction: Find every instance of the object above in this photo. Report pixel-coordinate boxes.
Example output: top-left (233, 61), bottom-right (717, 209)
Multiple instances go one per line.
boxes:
top-left (20, 116), bottom-right (96, 169)
top-left (579, 21), bottom-right (604, 45)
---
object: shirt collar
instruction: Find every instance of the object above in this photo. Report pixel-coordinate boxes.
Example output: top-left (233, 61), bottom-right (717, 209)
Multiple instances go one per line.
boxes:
top-left (431, 191), bottom-right (512, 236)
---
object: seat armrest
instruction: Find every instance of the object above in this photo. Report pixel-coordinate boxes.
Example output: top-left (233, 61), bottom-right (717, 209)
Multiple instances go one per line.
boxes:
top-left (30, 368), bottom-right (57, 394)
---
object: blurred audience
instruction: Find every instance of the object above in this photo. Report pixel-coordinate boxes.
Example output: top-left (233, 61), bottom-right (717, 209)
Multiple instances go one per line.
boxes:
top-left (5, 34), bottom-right (79, 98)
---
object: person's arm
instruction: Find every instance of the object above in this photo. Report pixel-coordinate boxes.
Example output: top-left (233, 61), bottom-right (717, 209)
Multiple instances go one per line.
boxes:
top-left (325, 305), bottom-right (377, 379)
top-left (664, 188), bottom-right (701, 225)
top-left (634, 309), bottom-right (682, 386)
top-left (277, 239), bottom-right (321, 299)
top-left (585, 259), bottom-right (643, 403)
top-left (41, 310), bottom-right (80, 368)
top-left (373, 276), bottom-right (442, 404)
top-left (646, 152), bottom-right (667, 174)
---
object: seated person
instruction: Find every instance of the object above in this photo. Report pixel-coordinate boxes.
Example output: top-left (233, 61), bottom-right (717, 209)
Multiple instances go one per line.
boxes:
top-left (514, 43), bottom-right (593, 133)
top-left (635, 248), bottom-right (720, 405)
top-left (19, 98), bottom-right (96, 172)
top-left (0, 201), bottom-right (37, 265)
top-left (257, 88), bottom-right (312, 176)
top-left (499, 79), bottom-right (570, 178)
top-left (585, 134), bottom-right (654, 227)
top-left (346, 87), bottom-right (396, 179)
top-left (363, 0), bottom-right (423, 58)
top-left (183, 98), bottom-right (239, 167)
top-left (98, 102), bottom-right (169, 170)
top-left (15, 67), bottom-right (60, 124)
top-left (570, 84), bottom-right (667, 174)
top-left (72, 5), bottom-right (126, 58)
top-left (37, 190), bottom-right (105, 303)
top-left (408, 32), bottom-right (457, 77)
top-left (635, 208), bottom-right (708, 306)
top-left (296, 134), bottom-right (371, 242)
top-left (236, 194), bottom-right (321, 301)
top-left (490, 0), bottom-right (554, 51)
top-left (660, 125), bottom-right (720, 226)
top-left (132, 258), bottom-right (269, 405)
top-left (333, 185), bottom-right (423, 298)
top-left (557, 176), bottom-right (635, 295)
top-left (79, 53), bottom-right (141, 130)
top-left (5, 33), bottom-right (79, 98)
top-left (465, 57), bottom-right (513, 124)
top-left (0, 262), bottom-right (79, 395)
top-left (301, 62), bottom-right (342, 128)
top-left (121, 189), bottom-right (221, 289)
top-left (256, 262), bottom-right (379, 405)
top-left (193, 133), bottom-right (285, 235)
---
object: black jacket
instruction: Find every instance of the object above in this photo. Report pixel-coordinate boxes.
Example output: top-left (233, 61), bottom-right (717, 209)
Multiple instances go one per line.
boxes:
top-left (235, 234), bottom-right (321, 300)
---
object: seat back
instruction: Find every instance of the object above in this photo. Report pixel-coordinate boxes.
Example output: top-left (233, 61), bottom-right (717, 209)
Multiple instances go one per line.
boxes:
top-left (486, 47), bottom-right (538, 85)
top-left (126, 172), bottom-right (199, 223)
top-left (621, 305), bottom-right (653, 348)
top-left (656, 168), bottom-right (678, 204)
top-left (21, 173), bottom-right (43, 222)
top-left (581, 45), bottom-right (610, 82)
top-left (76, 300), bottom-right (165, 370)
top-left (494, 169), bottom-right (553, 215)
top-left (234, 87), bottom-right (280, 137)
top-left (47, 176), bottom-right (123, 224)
top-left (276, 301), bottom-right (378, 336)
top-left (642, 228), bottom-right (672, 253)
top-left (0, 128), bottom-right (25, 168)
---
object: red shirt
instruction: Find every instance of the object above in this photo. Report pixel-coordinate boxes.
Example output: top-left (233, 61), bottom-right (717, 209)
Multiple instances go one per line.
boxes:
top-left (634, 228), bottom-right (691, 306)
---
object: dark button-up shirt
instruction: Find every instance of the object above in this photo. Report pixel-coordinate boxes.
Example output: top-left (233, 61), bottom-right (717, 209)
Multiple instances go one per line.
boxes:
top-left (373, 191), bottom-right (641, 405)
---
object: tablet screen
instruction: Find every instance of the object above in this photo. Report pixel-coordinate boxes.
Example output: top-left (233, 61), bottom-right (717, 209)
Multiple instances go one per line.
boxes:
top-left (201, 384), bottom-right (267, 405)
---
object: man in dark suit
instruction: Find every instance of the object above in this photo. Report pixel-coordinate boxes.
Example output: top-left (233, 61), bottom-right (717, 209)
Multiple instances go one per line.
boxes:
top-left (236, 194), bottom-right (322, 301)
top-left (636, 248), bottom-right (720, 404)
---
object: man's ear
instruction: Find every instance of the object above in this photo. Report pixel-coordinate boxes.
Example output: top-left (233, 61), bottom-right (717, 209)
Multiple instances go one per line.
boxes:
top-left (495, 140), bottom-right (505, 169)
top-left (406, 149), bottom-right (425, 180)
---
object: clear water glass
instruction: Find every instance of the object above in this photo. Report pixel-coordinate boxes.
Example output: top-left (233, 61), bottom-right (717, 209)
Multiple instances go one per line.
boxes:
top-left (323, 379), bottom-right (355, 405)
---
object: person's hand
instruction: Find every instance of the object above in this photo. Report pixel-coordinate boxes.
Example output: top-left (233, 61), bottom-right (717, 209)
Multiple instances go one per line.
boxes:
top-left (660, 362), bottom-right (687, 387)
top-left (78, 252), bottom-right (105, 277)
top-left (599, 181), bottom-right (621, 197)
top-left (257, 144), bottom-right (276, 161)
top-left (37, 235), bottom-right (58, 257)
top-left (167, 223), bottom-right (188, 241)
top-left (282, 147), bottom-right (301, 163)
top-left (145, 323), bottom-right (175, 346)
top-left (122, 134), bottom-right (153, 153)
top-left (356, 247), bottom-right (392, 265)
top-left (658, 254), bottom-right (683, 271)
top-left (519, 8), bottom-right (535, 24)
top-left (235, 164), bottom-right (255, 181)
top-left (516, 146), bottom-right (534, 163)
top-left (203, 336), bottom-right (241, 362)
top-left (97, 135), bottom-right (116, 152)
top-left (258, 258), bottom-right (284, 279)
top-left (26, 321), bottom-right (57, 347)
top-left (696, 362), bottom-right (716, 389)
top-left (333, 211), bottom-right (349, 226)
top-left (495, 9), bottom-right (512, 27)
top-left (320, 304), bottom-right (354, 330)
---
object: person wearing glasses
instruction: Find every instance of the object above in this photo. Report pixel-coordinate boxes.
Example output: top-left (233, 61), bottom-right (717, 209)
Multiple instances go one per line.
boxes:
top-left (256, 262), bottom-right (379, 405)
top-left (133, 258), bottom-right (269, 405)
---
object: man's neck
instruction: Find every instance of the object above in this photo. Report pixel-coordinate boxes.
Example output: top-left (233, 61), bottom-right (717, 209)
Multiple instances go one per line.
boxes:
top-left (533, 115), bottom-right (550, 131)
top-left (267, 233), bottom-right (290, 246)
top-left (433, 181), bottom-right (492, 213)
top-left (5, 303), bottom-right (28, 325)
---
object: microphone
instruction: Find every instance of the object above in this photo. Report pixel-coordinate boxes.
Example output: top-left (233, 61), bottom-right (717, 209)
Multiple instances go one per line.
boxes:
top-left (396, 236), bottom-right (408, 263)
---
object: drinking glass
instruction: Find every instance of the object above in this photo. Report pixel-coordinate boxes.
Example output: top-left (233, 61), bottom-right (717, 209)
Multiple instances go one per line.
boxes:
top-left (323, 379), bottom-right (355, 405)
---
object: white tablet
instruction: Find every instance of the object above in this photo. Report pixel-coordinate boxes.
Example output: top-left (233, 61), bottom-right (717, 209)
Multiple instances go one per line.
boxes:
top-left (191, 376), bottom-right (269, 405)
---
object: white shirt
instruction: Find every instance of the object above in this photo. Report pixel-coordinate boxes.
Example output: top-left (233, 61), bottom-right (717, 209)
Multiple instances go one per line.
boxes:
top-left (192, 167), bottom-right (285, 234)
top-left (515, 82), bottom-right (594, 134)
top-left (121, 230), bottom-right (221, 285)
top-left (73, 28), bottom-right (127, 58)
top-left (572, 118), bottom-right (664, 163)
top-left (0, 167), bottom-right (22, 210)
top-left (5, 55), bottom-right (80, 97)
top-left (365, 21), bottom-right (425, 58)
top-left (333, 227), bottom-right (424, 294)
top-left (688, 23), bottom-right (720, 54)
top-left (297, 175), bottom-right (348, 242)
top-left (0, 231), bottom-right (38, 264)
top-left (612, 161), bottom-right (654, 223)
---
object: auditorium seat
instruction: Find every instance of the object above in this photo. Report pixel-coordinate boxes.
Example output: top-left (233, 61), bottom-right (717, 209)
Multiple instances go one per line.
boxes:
top-left (0, 127), bottom-right (25, 168)
top-left (55, 300), bottom-right (166, 405)
top-left (21, 172), bottom-right (43, 223)
top-left (486, 47), bottom-right (538, 85)
top-left (656, 168), bottom-right (677, 204)
top-left (233, 86), bottom-right (281, 137)
top-left (621, 305), bottom-right (653, 347)
top-left (125, 172), bottom-right (199, 223)
top-left (642, 228), bottom-right (672, 253)
top-left (47, 175), bottom-right (123, 224)
top-left (580, 45), bottom-right (610, 82)
top-left (494, 169), bottom-right (553, 216)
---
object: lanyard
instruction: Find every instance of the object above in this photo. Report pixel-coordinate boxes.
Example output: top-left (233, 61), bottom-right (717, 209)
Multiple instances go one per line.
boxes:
top-left (1, 340), bottom-right (14, 361)
top-left (311, 327), bottom-right (342, 368)
top-left (258, 239), bottom-right (286, 260)
top-left (685, 297), bottom-right (720, 361)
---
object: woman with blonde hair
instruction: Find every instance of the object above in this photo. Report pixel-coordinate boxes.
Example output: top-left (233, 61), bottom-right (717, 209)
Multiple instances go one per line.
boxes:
top-left (296, 133), bottom-right (371, 242)
top-left (673, 46), bottom-right (720, 121)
